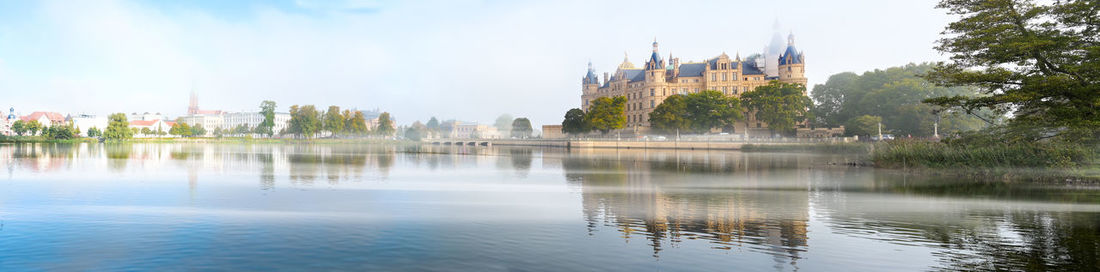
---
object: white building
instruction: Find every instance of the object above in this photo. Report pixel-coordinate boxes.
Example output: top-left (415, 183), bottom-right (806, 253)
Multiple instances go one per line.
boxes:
top-left (180, 111), bottom-right (290, 136)
top-left (68, 114), bottom-right (108, 136)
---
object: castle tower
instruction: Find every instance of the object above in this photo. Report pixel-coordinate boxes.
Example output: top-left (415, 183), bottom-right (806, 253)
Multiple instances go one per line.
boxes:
top-left (644, 39), bottom-right (665, 83)
top-left (581, 61), bottom-right (600, 110)
top-left (778, 32), bottom-right (807, 87)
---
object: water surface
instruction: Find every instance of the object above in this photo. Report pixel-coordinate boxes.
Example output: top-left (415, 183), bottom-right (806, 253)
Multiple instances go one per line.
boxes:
top-left (0, 143), bottom-right (1097, 271)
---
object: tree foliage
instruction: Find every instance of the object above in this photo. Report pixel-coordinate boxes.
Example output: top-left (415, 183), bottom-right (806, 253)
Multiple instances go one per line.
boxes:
top-left (288, 105), bottom-right (322, 138)
top-left (743, 81), bottom-right (812, 135)
top-left (845, 115), bottom-right (882, 137)
top-left (811, 63), bottom-right (991, 136)
top-left (585, 96), bottom-right (627, 134)
top-left (104, 113), bottom-right (132, 140)
top-left (511, 117), bottom-right (533, 138)
top-left (256, 100), bottom-right (277, 137)
top-left (561, 108), bottom-right (589, 135)
top-left (11, 120), bottom-right (26, 136)
top-left (324, 105), bottom-right (345, 137)
top-left (345, 110), bottom-right (368, 135)
top-left (375, 112), bottom-right (395, 136)
top-left (494, 114), bottom-right (513, 135)
top-left (648, 91), bottom-right (744, 134)
top-left (170, 122), bottom-right (192, 137)
top-left (648, 94), bottom-right (691, 134)
top-left (86, 127), bottom-right (102, 138)
top-left (26, 120), bottom-right (41, 136)
top-left (923, 0), bottom-right (1099, 142)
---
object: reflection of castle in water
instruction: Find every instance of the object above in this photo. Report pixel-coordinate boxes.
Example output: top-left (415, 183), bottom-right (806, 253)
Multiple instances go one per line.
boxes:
top-left (555, 149), bottom-right (814, 266)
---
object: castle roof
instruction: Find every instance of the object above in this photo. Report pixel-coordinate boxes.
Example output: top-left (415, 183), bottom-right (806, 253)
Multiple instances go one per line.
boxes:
top-left (624, 69), bottom-right (646, 82)
top-left (742, 62), bottom-right (765, 75)
top-left (21, 112), bottom-right (66, 123)
top-left (677, 63), bottom-right (706, 77)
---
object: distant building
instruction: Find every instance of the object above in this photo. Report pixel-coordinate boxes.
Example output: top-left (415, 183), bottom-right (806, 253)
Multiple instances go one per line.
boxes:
top-left (21, 112), bottom-right (67, 127)
top-left (129, 119), bottom-right (173, 137)
top-left (179, 91), bottom-right (290, 136)
top-left (68, 114), bottom-right (108, 136)
top-left (0, 107), bottom-right (16, 136)
top-left (442, 121), bottom-right (500, 139)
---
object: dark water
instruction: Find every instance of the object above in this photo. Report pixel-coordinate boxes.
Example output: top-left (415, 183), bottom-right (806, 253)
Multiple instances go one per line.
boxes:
top-left (0, 143), bottom-right (1098, 271)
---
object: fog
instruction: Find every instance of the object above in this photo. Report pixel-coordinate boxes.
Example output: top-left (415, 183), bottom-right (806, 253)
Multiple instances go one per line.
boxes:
top-left (0, 0), bottom-right (949, 127)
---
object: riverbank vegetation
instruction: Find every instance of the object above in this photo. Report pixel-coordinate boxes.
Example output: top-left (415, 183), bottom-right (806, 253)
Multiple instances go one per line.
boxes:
top-left (866, 0), bottom-right (1099, 173)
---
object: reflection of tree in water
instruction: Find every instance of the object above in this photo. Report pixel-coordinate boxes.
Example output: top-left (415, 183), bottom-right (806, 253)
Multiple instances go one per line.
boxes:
top-left (509, 149), bottom-right (532, 178)
top-left (814, 171), bottom-right (1100, 271)
top-left (105, 144), bottom-right (132, 172)
top-left (561, 151), bottom-right (810, 268)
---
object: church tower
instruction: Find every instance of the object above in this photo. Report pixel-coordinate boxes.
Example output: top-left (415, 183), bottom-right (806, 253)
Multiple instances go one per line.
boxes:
top-left (778, 32), bottom-right (807, 87)
top-left (188, 91), bottom-right (199, 115)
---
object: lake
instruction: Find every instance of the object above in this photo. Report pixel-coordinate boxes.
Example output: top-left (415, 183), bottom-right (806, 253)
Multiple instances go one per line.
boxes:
top-left (0, 143), bottom-right (1097, 271)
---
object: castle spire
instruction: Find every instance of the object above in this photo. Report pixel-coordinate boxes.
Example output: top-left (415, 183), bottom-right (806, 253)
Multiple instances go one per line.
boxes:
top-left (788, 31), bottom-right (795, 45)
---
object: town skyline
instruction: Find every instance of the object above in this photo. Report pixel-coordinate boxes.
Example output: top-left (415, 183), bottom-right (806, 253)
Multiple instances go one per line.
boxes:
top-left (0, 0), bottom-right (952, 126)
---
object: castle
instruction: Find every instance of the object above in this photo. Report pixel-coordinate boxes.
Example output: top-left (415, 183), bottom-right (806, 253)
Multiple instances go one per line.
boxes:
top-left (581, 34), bottom-right (806, 133)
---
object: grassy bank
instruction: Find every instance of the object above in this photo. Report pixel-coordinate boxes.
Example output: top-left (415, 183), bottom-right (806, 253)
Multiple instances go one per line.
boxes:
top-left (872, 140), bottom-right (1098, 169)
top-left (741, 142), bottom-right (871, 153)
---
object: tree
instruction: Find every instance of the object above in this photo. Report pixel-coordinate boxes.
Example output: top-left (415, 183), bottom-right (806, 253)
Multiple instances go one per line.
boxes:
top-left (742, 81), bottom-right (812, 135)
top-left (213, 127), bottom-right (225, 137)
top-left (922, 0), bottom-right (1099, 143)
top-left (233, 124), bottom-right (250, 135)
top-left (561, 108), bottom-right (589, 135)
top-left (324, 105), bottom-right (345, 137)
top-left (169, 122), bottom-right (192, 137)
top-left (345, 110), bottom-right (368, 136)
top-left (405, 121), bottom-right (427, 141)
top-left (683, 90), bottom-right (743, 133)
top-left (585, 96), bottom-right (627, 134)
top-left (375, 112), bottom-right (395, 136)
top-left (845, 115), bottom-right (882, 137)
top-left (648, 95), bottom-right (691, 134)
top-left (511, 117), bottom-right (533, 138)
top-left (256, 100), bottom-right (277, 137)
top-left (426, 117), bottom-right (440, 137)
top-left (11, 120), bottom-right (26, 136)
top-left (43, 124), bottom-right (75, 140)
top-left (103, 113), bottom-right (133, 140)
top-left (191, 124), bottom-right (207, 137)
top-left (26, 120), bottom-right (41, 136)
top-left (86, 127), bottom-right (101, 138)
top-left (288, 105), bottom-right (322, 138)
top-left (141, 127), bottom-right (152, 135)
top-left (810, 63), bottom-right (992, 136)
top-left (494, 114), bottom-right (513, 136)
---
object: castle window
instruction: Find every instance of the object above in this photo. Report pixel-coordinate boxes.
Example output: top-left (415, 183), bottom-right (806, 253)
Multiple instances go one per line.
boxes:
top-left (650, 89), bottom-right (655, 96)
top-left (722, 87), bottom-right (727, 93)
top-left (694, 88), bottom-right (700, 93)
top-left (693, 79), bottom-right (699, 83)
top-left (650, 100), bottom-right (654, 108)
top-left (722, 73), bottom-right (727, 81)
top-left (711, 73), bottom-right (716, 81)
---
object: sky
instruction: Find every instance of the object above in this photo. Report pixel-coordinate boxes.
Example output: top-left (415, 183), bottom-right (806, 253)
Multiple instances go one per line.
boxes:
top-left (0, 0), bottom-right (952, 127)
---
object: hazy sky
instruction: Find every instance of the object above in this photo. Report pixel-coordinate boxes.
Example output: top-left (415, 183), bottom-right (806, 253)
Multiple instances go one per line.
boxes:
top-left (0, 0), bottom-right (951, 126)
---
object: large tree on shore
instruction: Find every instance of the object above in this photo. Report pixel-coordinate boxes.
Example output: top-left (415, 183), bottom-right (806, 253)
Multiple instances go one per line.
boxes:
top-left (104, 113), bottom-right (132, 140)
top-left (256, 100), bottom-right (277, 137)
top-left (648, 95), bottom-right (691, 134)
top-left (923, 0), bottom-right (1100, 142)
top-left (561, 108), bottom-right (589, 135)
top-left (511, 117), bottom-right (533, 138)
top-left (683, 90), bottom-right (743, 133)
top-left (324, 105), bottom-right (345, 137)
top-left (585, 96), bottom-right (626, 134)
top-left (375, 112), bottom-right (395, 136)
top-left (743, 81), bottom-right (812, 135)
top-left (11, 120), bottom-right (26, 136)
top-left (288, 105), bottom-right (322, 138)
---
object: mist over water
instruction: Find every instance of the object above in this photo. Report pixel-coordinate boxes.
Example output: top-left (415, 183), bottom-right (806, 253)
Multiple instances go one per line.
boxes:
top-left (0, 143), bottom-right (1097, 271)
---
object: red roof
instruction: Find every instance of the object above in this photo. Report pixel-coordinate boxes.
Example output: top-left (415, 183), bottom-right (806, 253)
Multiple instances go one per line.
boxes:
top-left (20, 112), bottom-right (66, 123)
top-left (129, 120), bottom-right (160, 126)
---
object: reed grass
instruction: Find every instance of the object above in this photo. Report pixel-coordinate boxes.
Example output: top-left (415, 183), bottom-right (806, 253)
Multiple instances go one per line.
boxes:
top-left (871, 140), bottom-right (1098, 169)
